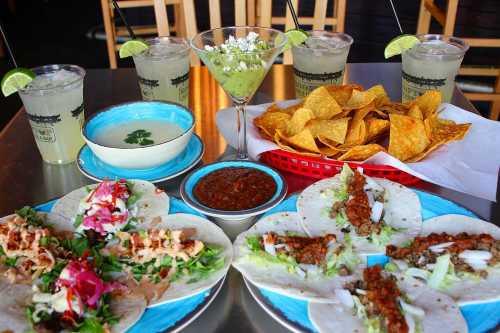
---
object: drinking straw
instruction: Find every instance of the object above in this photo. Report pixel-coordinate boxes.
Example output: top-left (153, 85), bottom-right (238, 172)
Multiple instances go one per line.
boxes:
top-left (111, 0), bottom-right (136, 39)
top-left (286, 0), bottom-right (300, 29)
top-left (0, 19), bottom-right (18, 68)
top-left (388, 0), bottom-right (404, 34)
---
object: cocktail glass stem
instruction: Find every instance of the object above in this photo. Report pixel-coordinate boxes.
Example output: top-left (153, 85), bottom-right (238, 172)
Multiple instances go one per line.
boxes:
top-left (234, 102), bottom-right (248, 160)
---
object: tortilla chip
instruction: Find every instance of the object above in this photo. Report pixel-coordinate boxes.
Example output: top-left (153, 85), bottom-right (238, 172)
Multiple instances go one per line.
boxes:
top-left (412, 90), bottom-right (441, 119)
top-left (303, 86), bottom-right (343, 119)
top-left (407, 105), bottom-right (424, 120)
top-left (265, 103), bottom-right (282, 113)
top-left (281, 102), bottom-right (304, 115)
top-left (254, 112), bottom-right (291, 138)
top-left (307, 117), bottom-right (350, 144)
top-left (406, 139), bottom-right (447, 162)
top-left (332, 109), bottom-right (354, 119)
top-left (366, 118), bottom-right (390, 142)
top-left (344, 89), bottom-right (377, 109)
top-left (277, 128), bottom-right (320, 153)
top-left (319, 147), bottom-right (342, 157)
top-left (325, 84), bottom-right (363, 106)
top-left (388, 114), bottom-right (430, 161)
top-left (274, 133), bottom-right (321, 157)
top-left (337, 144), bottom-right (386, 161)
top-left (286, 108), bottom-right (315, 136)
top-left (344, 119), bottom-right (367, 146)
top-left (367, 85), bottom-right (387, 99)
top-left (428, 116), bottom-right (471, 143)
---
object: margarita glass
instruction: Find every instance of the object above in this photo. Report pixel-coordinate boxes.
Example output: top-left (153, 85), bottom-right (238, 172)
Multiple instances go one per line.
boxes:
top-left (190, 26), bottom-right (286, 160)
top-left (402, 34), bottom-right (468, 103)
top-left (292, 31), bottom-right (353, 98)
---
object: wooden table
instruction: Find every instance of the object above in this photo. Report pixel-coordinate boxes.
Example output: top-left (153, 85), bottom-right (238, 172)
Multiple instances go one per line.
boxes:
top-left (0, 63), bottom-right (498, 332)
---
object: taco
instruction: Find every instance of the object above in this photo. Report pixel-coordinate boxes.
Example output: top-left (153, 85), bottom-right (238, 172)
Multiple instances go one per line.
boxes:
top-left (101, 213), bottom-right (233, 307)
top-left (0, 207), bottom-right (75, 283)
top-left (232, 212), bottom-right (361, 302)
top-left (52, 179), bottom-right (170, 240)
top-left (309, 265), bottom-right (467, 333)
top-left (298, 164), bottom-right (422, 255)
top-left (0, 256), bottom-right (146, 333)
top-left (385, 214), bottom-right (500, 305)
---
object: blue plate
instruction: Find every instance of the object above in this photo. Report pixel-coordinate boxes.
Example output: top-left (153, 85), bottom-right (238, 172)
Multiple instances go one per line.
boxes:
top-left (247, 191), bottom-right (499, 333)
top-left (77, 134), bottom-right (204, 183)
top-left (35, 196), bottom-right (223, 333)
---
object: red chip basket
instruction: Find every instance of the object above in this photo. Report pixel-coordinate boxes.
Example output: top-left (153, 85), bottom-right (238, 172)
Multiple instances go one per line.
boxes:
top-left (260, 149), bottom-right (421, 185)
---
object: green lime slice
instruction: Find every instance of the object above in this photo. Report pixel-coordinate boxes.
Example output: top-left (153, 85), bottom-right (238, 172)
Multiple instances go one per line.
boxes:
top-left (119, 39), bottom-right (149, 58)
top-left (384, 34), bottom-right (420, 59)
top-left (276, 29), bottom-right (309, 52)
top-left (1, 68), bottom-right (35, 97)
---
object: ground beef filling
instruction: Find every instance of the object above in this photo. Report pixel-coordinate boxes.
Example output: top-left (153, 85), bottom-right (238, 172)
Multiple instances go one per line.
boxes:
top-left (386, 232), bottom-right (500, 274)
top-left (345, 265), bottom-right (408, 333)
top-left (263, 233), bottom-right (336, 265)
top-left (344, 171), bottom-right (384, 237)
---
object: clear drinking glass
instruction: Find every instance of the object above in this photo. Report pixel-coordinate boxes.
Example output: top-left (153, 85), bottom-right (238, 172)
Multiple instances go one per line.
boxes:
top-left (190, 26), bottom-right (286, 160)
top-left (402, 34), bottom-right (469, 103)
top-left (18, 64), bottom-right (86, 164)
top-left (292, 31), bottom-right (353, 98)
top-left (133, 37), bottom-right (190, 107)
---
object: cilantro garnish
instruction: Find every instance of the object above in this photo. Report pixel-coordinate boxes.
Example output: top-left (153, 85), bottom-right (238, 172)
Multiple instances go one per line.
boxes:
top-left (4, 256), bottom-right (17, 267)
top-left (39, 260), bottom-right (66, 292)
top-left (61, 237), bottom-right (89, 257)
top-left (74, 215), bottom-right (84, 229)
top-left (124, 129), bottom-right (154, 146)
top-left (15, 206), bottom-right (44, 227)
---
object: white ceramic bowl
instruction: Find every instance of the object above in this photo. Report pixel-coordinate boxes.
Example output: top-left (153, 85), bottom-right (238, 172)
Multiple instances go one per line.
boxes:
top-left (83, 101), bottom-right (194, 169)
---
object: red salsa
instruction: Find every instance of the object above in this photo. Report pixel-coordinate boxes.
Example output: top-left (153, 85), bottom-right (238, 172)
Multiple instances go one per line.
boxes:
top-left (193, 167), bottom-right (277, 211)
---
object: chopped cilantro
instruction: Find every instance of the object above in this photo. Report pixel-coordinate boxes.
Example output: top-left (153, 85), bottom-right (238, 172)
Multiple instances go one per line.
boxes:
top-left (39, 261), bottom-right (66, 292)
top-left (39, 236), bottom-right (49, 247)
top-left (74, 215), bottom-right (84, 229)
top-left (124, 129), bottom-right (154, 146)
top-left (61, 237), bottom-right (89, 257)
top-left (15, 206), bottom-right (44, 227)
top-left (4, 256), bottom-right (18, 267)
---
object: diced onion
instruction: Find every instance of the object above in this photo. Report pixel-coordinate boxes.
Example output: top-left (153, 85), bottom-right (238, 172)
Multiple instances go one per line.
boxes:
top-left (399, 299), bottom-right (425, 318)
top-left (295, 267), bottom-right (306, 279)
top-left (459, 250), bottom-right (492, 261)
top-left (429, 242), bottom-right (454, 253)
top-left (405, 268), bottom-right (431, 281)
top-left (404, 312), bottom-right (417, 333)
top-left (334, 289), bottom-right (354, 308)
top-left (264, 242), bottom-right (276, 256)
top-left (370, 201), bottom-right (384, 223)
top-left (366, 191), bottom-right (375, 208)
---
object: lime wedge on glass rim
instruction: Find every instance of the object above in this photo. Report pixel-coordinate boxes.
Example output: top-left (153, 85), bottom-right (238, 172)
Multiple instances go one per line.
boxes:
top-left (119, 39), bottom-right (149, 58)
top-left (384, 34), bottom-right (420, 59)
top-left (276, 29), bottom-right (309, 52)
top-left (1, 68), bottom-right (35, 97)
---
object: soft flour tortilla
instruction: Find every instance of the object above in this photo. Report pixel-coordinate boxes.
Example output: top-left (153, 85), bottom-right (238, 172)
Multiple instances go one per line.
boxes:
top-left (51, 180), bottom-right (170, 230)
top-left (297, 176), bottom-right (422, 255)
top-left (0, 211), bottom-right (74, 234)
top-left (309, 275), bottom-right (467, 333)
top-left (0, 278), bottom-right (33, 333)
top-left (417, 214), bottom-right (500, 305)
top-left (232, 212), bottom-right (358, 303)
top-left (110, 293), bottom-right (147, 333)
top-left (134, 213), bottom-right (233, 308)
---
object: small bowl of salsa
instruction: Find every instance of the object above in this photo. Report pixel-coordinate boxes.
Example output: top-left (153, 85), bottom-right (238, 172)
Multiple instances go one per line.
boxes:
top-left (180, 161), bottom-right (287, 237)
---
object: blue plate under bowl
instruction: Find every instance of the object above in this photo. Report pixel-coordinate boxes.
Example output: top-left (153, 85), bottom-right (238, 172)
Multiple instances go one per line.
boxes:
top-left (180, 160), bottom-right (287, 219)
top-left (77, 134), bottom-right (204, 183)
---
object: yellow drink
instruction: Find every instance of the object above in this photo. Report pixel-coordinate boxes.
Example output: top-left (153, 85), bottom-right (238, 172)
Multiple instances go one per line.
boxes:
top-left (19, 65), bottom-right (85, 164)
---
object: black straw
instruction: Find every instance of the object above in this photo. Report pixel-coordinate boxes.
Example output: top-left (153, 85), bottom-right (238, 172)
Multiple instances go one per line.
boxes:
top-left (111, 0), bottom-right (136, 39)
top-left (388, 0), bottom-right (404, 34)
top-left (286, 0), bottom-right (300, 29)
top-left (0, 19), bottom-right (17, 68)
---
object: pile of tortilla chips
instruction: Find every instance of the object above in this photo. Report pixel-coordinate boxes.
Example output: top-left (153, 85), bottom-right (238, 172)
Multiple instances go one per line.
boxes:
top-left (253, 84), bottom-right (471, 162)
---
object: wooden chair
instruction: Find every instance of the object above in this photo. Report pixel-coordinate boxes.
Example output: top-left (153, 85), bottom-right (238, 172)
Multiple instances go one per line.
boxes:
top-left (100, 0), bottom-right (184, 69)
top-left (416, 0), bottom-right (500, 120)
top-left (256, 0), bottom-right (347, 64)
top-left (153, 0), bottom-right (248, 65)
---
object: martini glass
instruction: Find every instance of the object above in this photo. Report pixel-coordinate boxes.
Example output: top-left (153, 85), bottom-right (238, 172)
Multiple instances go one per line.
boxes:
top-left (190, 26), bottom-right (287, 160)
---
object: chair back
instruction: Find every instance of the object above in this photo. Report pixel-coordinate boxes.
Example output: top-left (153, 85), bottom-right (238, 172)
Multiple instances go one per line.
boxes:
top-left (257, 0), bottom-right (346, 64)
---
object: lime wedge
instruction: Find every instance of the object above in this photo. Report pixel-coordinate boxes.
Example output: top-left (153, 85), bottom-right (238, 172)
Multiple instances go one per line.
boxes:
top-left (384, 34), bottom-right (420, 59)
top-left (276, 29), bottom-right (309, 52)
top-left (1, 68), bottom-right (35, 97)
top-left (119, 39), bottom-right (149, 58)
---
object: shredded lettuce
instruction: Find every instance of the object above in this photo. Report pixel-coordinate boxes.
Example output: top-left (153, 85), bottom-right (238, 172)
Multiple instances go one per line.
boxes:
top-left (245, 236), bottom-right (298, 272)
top-left (335, 209), bottom-right (349, 228)
top-left (325, 241), bottom-right (360, 277)
top-left (384, 262), bottom-right (398, 273)
top-left (352, 296), bottom-right (383, 333)
top-left (369, 224), bottom-right (398, 247)
top-left (427, 254), bottom-right (451, 290)
top-left (334, 164), bottom-right (354, 201)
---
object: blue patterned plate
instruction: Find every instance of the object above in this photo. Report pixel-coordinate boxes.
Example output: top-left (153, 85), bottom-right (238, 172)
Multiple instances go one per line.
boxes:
top-left (77, 134), bottom-right (204, 183)
top-left (35, 196), bottom-right (224, 333)
top-left (245, 191), bottom-right (500, 333)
